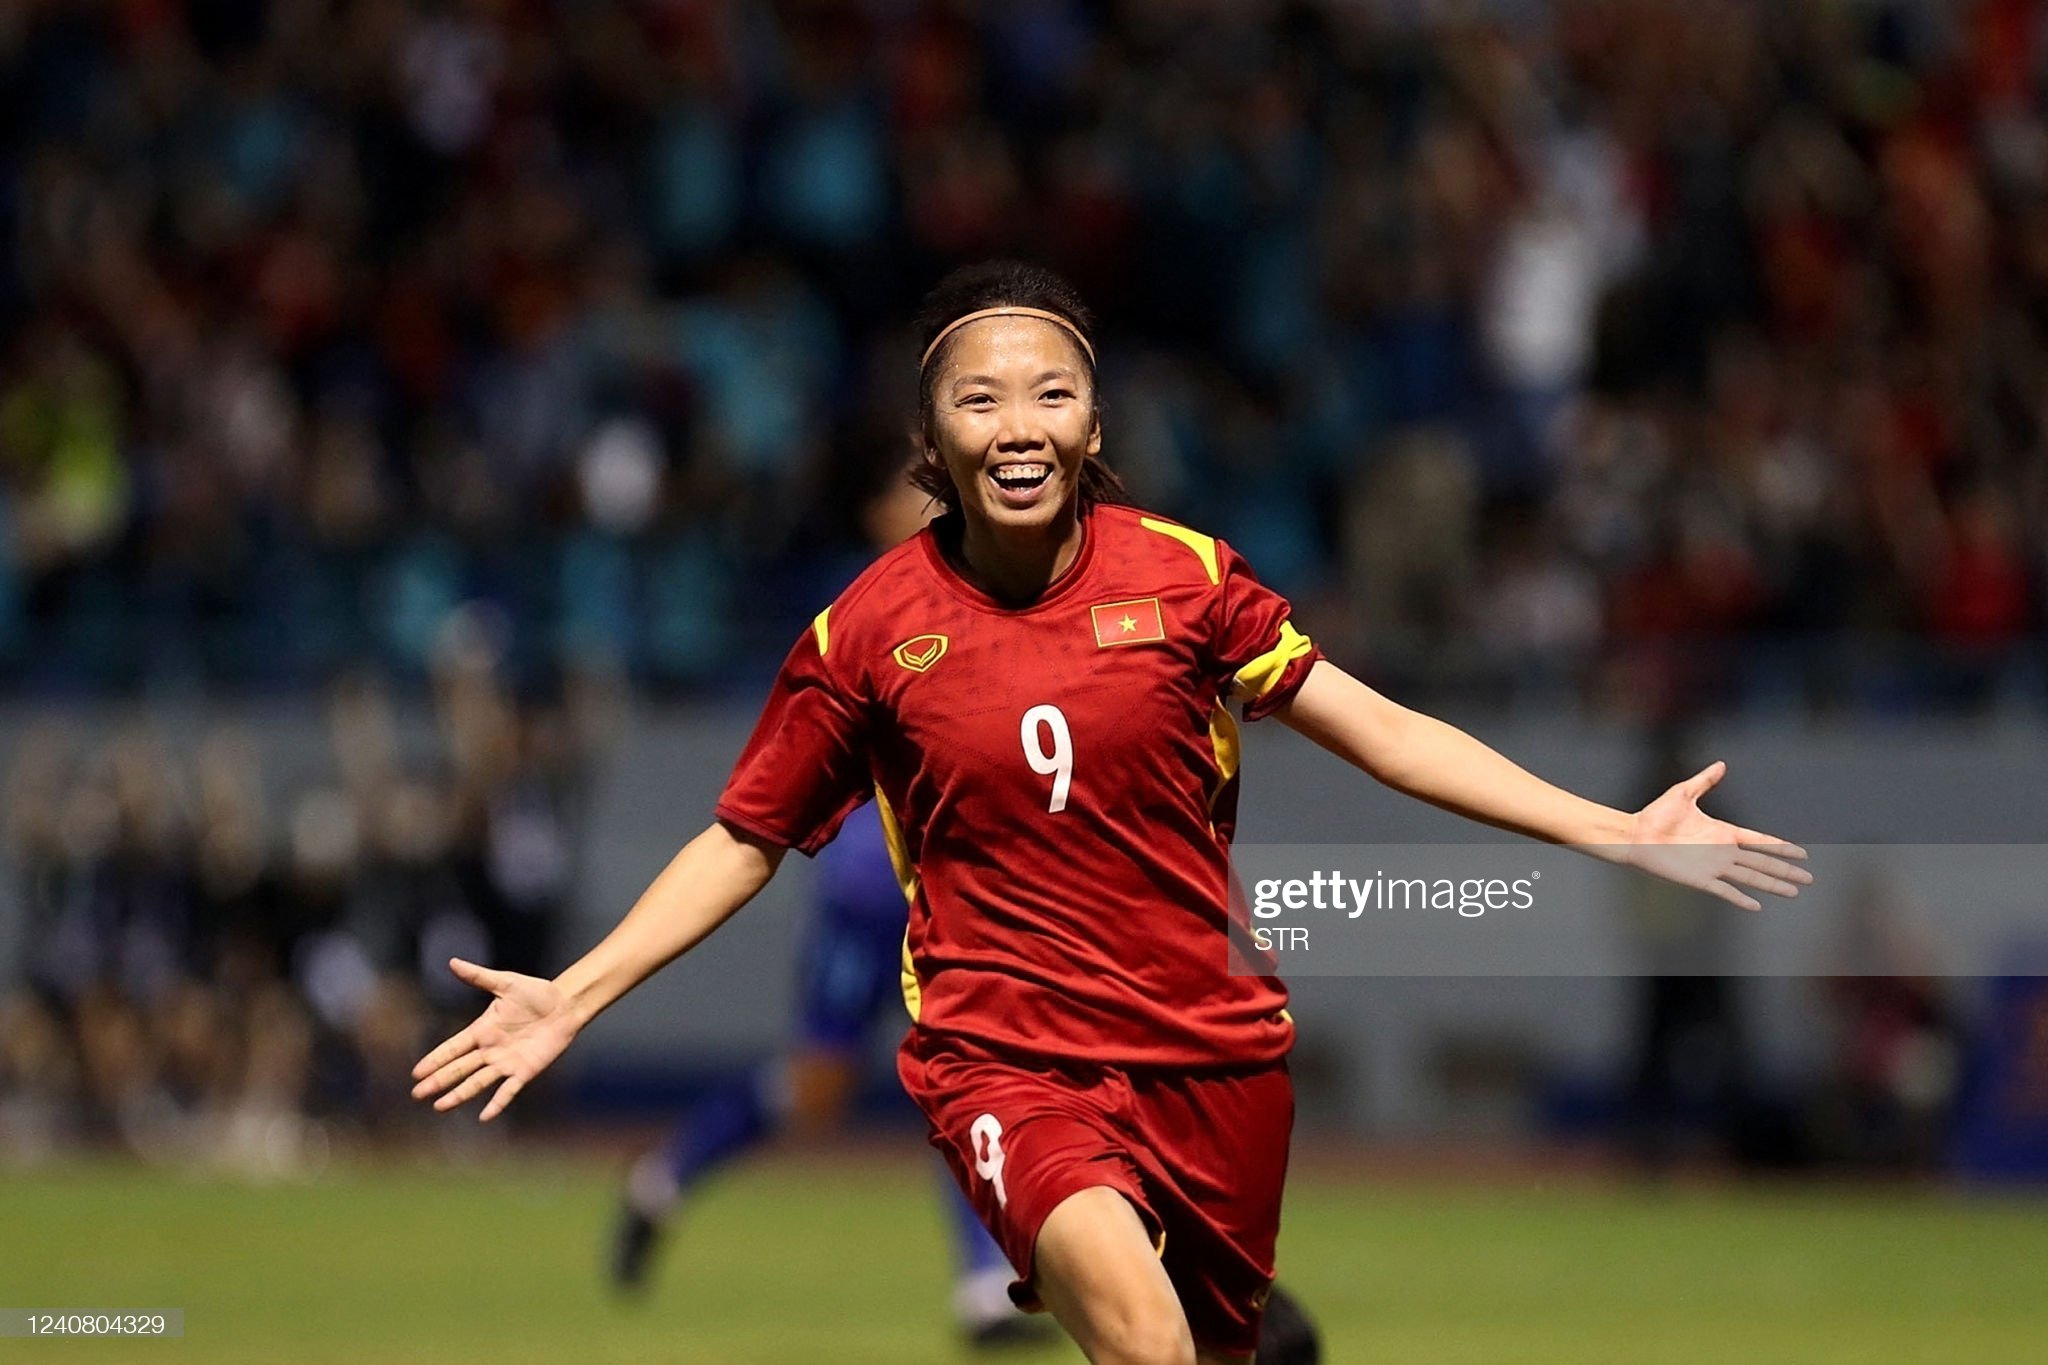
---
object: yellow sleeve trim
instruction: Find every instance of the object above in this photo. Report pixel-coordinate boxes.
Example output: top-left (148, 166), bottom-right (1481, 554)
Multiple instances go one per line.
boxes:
top-left (812, 607), bottom-right (831, 657)
top-left (1232, 620), bottom-right (1313, 700)
top-left (1137, 516), bottom-right (1220, 585)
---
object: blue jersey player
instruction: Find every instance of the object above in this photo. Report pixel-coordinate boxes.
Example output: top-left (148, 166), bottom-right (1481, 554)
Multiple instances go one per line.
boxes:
top-left (608, 482), bottom-right (1051, 1345)
top-left (610, 799), bottom-right (1048, 1345)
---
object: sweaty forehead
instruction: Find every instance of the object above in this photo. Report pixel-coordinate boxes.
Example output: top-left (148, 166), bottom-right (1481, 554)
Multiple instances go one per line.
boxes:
top-left (936, 314), bottom-right (1091, 382)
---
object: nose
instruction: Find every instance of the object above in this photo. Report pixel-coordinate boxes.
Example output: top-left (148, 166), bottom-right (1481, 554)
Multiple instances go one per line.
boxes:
top-left (994, 398), bottom-right (1049, 453)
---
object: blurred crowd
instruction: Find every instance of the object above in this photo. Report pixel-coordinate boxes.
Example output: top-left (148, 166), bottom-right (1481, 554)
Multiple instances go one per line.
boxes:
top-left (2, 0), bottom-right (2047, 711)
top-left (0, 615), bottom-right (603, 1169)
top-left (1613, 738), bottom-right (1964, 1175)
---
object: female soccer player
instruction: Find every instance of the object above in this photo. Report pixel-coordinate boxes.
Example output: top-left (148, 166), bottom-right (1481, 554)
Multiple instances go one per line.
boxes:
top-left (412, 261), bottom-right (1808, 1365)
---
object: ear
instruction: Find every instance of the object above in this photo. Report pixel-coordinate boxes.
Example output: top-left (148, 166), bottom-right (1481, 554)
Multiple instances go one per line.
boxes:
top-left (1086, 409), bottom-right (1102, 458)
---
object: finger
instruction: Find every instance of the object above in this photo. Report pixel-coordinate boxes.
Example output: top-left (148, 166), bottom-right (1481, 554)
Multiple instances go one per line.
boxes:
top-left (412, 1049), bottom-right (487, 1101)
top-left (1702, 878), bottom-right (1762, 913)
top-left (412, 1027), bottom-right (477, 1080)
top-left (1737, 831), bottom-right (1807, 860)
top-left (434, 1063), bottom-right (503, 1112)
top-left (449, 957), bottom-right (513, 994)
top-left (1723, 864), bottom-right (1801, 899)
top-left (1733, 850), bottom-right (1812, 885)
top-left (1680, 760), bottom-right (1728, 799)
top-left (479, 1075), bottom-right (526, 1123)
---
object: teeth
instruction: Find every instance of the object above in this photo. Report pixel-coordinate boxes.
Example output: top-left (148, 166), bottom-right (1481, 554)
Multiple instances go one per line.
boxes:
top-left (992, 464), bottom-right (1049, 486)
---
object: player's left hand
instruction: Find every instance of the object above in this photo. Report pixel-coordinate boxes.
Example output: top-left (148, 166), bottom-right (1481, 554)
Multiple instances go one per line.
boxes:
top-left (1624, 760), bottom-right (1811, 912)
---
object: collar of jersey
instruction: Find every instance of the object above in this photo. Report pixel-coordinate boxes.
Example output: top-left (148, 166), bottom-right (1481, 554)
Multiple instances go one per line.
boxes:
top-left (918, 504), bottom-right (1100, 615)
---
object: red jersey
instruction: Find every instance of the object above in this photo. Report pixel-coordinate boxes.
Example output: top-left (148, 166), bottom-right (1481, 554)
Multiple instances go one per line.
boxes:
top-left (715, 502), bottom-right (1321, 1068)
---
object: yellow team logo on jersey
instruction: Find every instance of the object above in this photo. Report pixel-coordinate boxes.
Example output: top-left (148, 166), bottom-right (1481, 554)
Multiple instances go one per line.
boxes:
top-left (892, 633), bottom-right (949, 673)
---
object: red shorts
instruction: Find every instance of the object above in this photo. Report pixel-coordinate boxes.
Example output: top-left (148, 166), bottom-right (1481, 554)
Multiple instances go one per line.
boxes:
top-left (898, 1032), bottom-right (1293, 1356)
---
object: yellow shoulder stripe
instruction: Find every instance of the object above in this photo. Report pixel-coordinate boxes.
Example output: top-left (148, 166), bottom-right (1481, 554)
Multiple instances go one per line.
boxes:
top-left (1232, 620), bottom-right (1313, 700)
top-left (1138, 516), bottom-right (1219, 585)
top-left (812, 607), bottom-right (831, 657)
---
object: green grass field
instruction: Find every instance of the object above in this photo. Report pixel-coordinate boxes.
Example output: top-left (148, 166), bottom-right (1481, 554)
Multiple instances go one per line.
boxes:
top-left (5, 1151), bottom-right (2046, 1363)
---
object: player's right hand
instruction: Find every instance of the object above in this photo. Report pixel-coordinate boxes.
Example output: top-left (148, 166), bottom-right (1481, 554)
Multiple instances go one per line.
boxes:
top-left (410, 958), bottom-right (580, 1122)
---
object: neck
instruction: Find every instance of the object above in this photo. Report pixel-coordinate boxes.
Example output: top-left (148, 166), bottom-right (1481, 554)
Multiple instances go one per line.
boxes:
top-left (954, 502), bottom-right (1087, 605)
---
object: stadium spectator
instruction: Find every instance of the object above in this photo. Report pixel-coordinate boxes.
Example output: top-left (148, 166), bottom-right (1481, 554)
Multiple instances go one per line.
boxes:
top-left (0, 657), bottom-right (588, 1168)
top-left (0, 1), bottom-right (2040, 710)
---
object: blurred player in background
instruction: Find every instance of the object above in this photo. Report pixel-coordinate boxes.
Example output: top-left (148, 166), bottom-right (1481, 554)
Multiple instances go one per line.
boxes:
top-left (611, 801), bottom-right (1057, 1347)
top-left (607, 479), bottom-right (1057, 1347)
top-left (416, 262), bottom-right (1804, 1364)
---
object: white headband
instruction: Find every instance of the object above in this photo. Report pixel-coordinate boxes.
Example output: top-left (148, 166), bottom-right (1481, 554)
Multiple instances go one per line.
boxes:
top-left (919, 306), bottom-right (1097, 371)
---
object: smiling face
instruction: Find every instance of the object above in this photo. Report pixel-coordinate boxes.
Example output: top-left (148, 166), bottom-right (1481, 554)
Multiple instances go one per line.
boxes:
top-left (922, 314), bottom-right (1102, 537)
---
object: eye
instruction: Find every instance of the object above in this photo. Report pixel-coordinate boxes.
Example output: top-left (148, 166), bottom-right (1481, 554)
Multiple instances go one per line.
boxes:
top-left (1038, 388), bottom-right (1074, 403)
top-left (957, 393), bottom-right (995, 408)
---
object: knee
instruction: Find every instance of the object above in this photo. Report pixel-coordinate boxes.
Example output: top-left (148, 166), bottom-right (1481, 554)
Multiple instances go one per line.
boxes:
top-left (1091, 1308), bottom-right (1195, 1365)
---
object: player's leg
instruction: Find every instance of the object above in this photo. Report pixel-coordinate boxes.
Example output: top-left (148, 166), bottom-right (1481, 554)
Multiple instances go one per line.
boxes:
top-left (1032, 1185), bottom-right (1196, 1365)
top-left (610, 901), bottom-right (876, 1292)
top-left (613, 1046), bottom-right (866, 1287)
top-left (901, 1037), bottom-right (1183, 1361)
top-left (612, 1057), bottom-right (788, 1290)
top-left (1128, 1060), bottom-right (1296, 1363)
top-left (1254, 1282), bottom-right (1322, 1364)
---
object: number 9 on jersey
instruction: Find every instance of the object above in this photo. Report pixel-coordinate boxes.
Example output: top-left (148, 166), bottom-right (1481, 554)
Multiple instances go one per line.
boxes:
top-left (1019, 705), bottom-right (1072, 813)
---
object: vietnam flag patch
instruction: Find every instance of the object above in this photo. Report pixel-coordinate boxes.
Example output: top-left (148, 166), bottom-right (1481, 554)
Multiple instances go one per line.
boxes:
top-left (1091, 597), bottom-right (1165, 648)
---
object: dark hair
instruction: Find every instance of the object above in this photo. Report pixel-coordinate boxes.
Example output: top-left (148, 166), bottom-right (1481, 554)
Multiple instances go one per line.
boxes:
top-left (910, 259), bottom-right (1130, 510)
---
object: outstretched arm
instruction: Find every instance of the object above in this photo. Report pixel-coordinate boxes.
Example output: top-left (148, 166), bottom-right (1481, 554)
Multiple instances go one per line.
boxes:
top-left (410, 820), bottom-right (785, 1120)
top-left (1272, 661), bottom-right (1809, 910)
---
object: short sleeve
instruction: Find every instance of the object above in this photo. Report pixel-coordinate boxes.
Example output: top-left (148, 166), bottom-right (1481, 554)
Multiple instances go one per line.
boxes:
top-left (714, 616), bottom-right (872, 855)
top-left (1211, 540), bottom-right (1323, 722)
